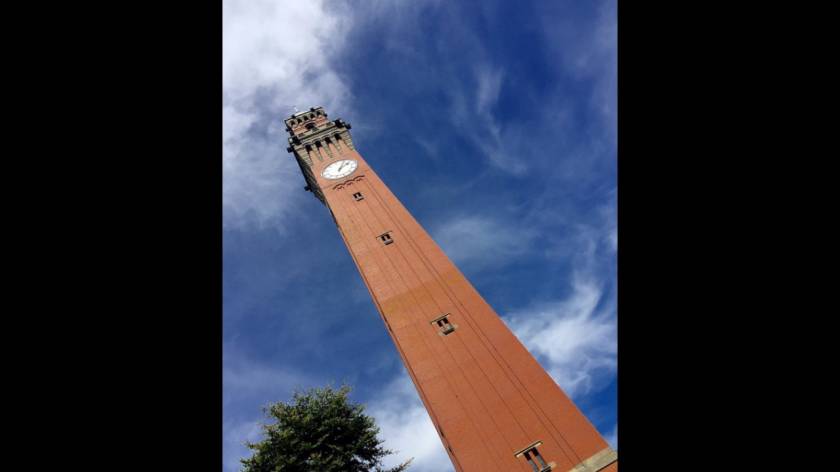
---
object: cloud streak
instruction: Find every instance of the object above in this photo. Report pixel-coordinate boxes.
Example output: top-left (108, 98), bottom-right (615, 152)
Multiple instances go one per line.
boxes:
top-left (367, 375), bottom-right (454, 472)
top-left (605, 423), bottom-right (618, 450)
top-left (505, 274), bottom-right (616, 398)
top-left (430, 215), bottom-right (537, 270)
top-left (504, 196), bottom-right (617, 400)
top-left (538, 0), bottom-right (617, 145)
top-left (223, 418), bottom-right (263, 472)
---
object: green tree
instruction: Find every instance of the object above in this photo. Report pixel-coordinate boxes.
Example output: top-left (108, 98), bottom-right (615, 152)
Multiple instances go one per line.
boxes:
top-left (241, 385), bottom-right (412, 472)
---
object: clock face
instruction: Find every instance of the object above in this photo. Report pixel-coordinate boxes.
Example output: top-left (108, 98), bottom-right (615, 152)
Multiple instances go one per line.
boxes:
top-left (321, 159), bottom-right (358, 180)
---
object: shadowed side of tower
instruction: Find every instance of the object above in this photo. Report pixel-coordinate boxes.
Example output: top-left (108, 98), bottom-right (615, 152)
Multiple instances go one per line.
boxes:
top-left (284, 107), bottom-right (617, 472)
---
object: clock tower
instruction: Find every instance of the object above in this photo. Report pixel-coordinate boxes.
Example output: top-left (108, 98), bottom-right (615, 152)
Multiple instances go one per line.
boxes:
top-left (284, 107), bottom-right (617, 472)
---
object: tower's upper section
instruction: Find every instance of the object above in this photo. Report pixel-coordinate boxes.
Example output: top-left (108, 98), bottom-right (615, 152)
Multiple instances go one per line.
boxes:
top-left (284, 106), bottom-right (330, 137)
top-left (283, 106), bottom-right (352, 141)
top-left (284, 106), bottom-right (356, 205)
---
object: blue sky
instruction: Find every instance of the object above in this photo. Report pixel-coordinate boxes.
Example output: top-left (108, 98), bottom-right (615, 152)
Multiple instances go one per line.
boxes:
top-left (223, 1), bottom-right (616, 471)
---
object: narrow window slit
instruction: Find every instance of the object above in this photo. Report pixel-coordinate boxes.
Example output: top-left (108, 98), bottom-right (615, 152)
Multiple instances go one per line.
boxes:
top-left (431, 314), bottom-right (456, 335)
top-left (353, 192), bottom-right (364, 201)
top-left (514, 441), bottom-right (554, 472)
top-left (379, 232), bottom-right (393, 245)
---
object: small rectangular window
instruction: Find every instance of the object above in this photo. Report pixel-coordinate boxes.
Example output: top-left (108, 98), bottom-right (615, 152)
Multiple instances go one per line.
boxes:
top-left (353, 192), bottom-right (364, 201)
top-left (379, 232), bottom-right (393, 245)
top-left (514, 441), bottom-right (554, 472)
top-left (431, 314), bottom-right (457, 335)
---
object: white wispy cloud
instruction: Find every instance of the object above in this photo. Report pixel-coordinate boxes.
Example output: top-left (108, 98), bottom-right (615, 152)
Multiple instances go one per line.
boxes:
top-left (452, 1), bottom-right (616, 178)
top-left (579, 0), bottom-right (617, 143)
top-left (223, 0), bottom-right (353, 230)
top-left (505, 199), bottom-right (617, 399)
top-left (600, 194), bottom-right (617, 253)
top-left (430, 215), bottom-right (536, 269)
top-left (539, 0), bottom-right (616, 145)
top-left (223, 417), bottom-right (263, 472)
top-left (504, 275), bottom-right (616, 398)
top-left (475, 65), bottom-right (504, 115)
top-left (446, 63), bottom-right (531, 175)
top-left (367, 375), bottom-right (454, 472)
top-left (604, 423), bottom-right (618, 450)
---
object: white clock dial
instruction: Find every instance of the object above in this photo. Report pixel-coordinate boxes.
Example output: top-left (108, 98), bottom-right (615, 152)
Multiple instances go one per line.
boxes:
top-left (321, 159), bottom-right (358, 180)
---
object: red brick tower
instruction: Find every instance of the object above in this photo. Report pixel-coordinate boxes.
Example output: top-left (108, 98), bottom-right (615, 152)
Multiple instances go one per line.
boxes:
top-left (284, 107), bottom-right (617, 472)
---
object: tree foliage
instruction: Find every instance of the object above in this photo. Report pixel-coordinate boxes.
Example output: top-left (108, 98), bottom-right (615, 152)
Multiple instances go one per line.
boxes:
top-left (241, 385), bottom-right (412, 472)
